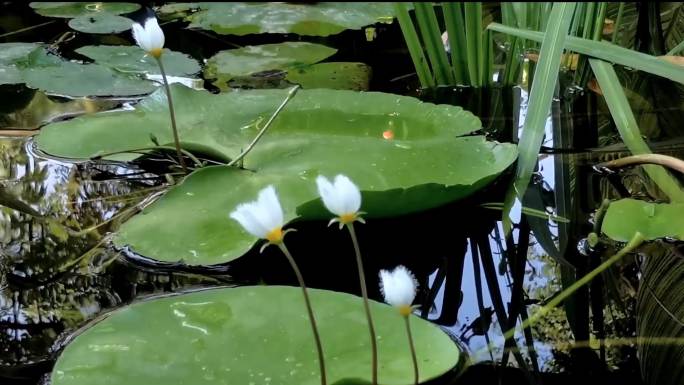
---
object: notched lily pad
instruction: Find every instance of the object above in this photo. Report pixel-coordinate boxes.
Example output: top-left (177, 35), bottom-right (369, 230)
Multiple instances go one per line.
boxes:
top-left (51, 286), bottom-right (462, 385)
top-left (286, 62), bottom-right (372, 91)
top-left (166, 2), bottom-right (399, 36)
top-left (68, 13), bottom-right (133, 34)
top-left (76, 45), bottom-right (201, 76)
top-left (204, 42), bottom-right (337, 90)
top-left (29, 2), bottom-right (140, 18)
top-left (601, 198), bottom-right (684, 242)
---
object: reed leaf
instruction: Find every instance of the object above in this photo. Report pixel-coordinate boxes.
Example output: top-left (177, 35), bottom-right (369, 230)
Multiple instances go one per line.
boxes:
top-left (413, 2), bottom-right (453, 85)
top-left (589, 59), bottom-right (684, 202)
top-left (442, 2), bottom-right (467, 84)
top-left (488, 23), bottom-right (684, 84)
top-left (394, 2), bottom-right (435, 88)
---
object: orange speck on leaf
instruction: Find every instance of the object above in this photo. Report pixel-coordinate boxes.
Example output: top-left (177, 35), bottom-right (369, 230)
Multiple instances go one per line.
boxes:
top-left (383, 130), bottom-right (394, 140)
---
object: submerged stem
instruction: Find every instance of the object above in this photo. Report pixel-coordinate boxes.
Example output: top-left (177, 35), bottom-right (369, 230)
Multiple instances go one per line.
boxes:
top-left (404, 315), bottom-right (419, 385)
top-left (276, 243), bottom-right (327, 385)
top-left (154, 56), bottom-right (188, 174)
top-left (346, 223), bottom-right (378, 385)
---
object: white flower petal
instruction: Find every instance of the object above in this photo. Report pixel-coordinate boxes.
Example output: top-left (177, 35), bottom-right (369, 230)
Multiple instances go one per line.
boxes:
top-left (230, 203), bottom-right (269, 238)
top-left (316, 175), bottom-right (344, 216)
top-left (229, 186), bottom-right (285, 239)
top-left (379, 265), bottom-right (417, 307)
top-left (334, 174), bottom-right (361, 214)
top-left (132, 16), bottom-right (164, 53)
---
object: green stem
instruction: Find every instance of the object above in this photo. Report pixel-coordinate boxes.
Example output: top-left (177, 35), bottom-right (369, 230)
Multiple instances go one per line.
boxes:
top-left (346, 223), bottom-right (378, 385)
top-left (277, 243), bottom-right (327, 385)
top-left (154, 56), bottom-right (187, 174)
top-left (394, 2), bottom-right (435, 88)
top-left (611, 2), bottom-right (625, 43)
top-left (598, 153), bottom-right (684, 175)
top-left (404, 315), bottom-right (419, 385)
top-left (228, 85), bottom-right (299, 167)
top-left (667, 39), bottom-right (684, 56)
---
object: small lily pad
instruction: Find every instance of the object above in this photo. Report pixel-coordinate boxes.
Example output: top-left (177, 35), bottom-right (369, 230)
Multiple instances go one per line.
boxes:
top-left (51, 286), bottom-right (462, 385)
top-left (204, 42), bottom-right (337, 90)
top-left (601, 198), bottom-right (684, 242)
top-left (286, 62), bottom-right (372, 91)
top-left (68, 13), bottom-right (134, 34)
top-left (76, 45), bottom-right (201, 76)
top-left (29, 2), bottom-right (140, 18)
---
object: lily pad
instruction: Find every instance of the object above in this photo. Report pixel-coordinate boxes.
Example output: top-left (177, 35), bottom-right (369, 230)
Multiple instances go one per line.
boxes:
top-left (36, 85), bottom-right (517, 265)
top-left (601, 198), bottom-right (684, 242)
top-left (68, 13), bottom-right (133, 34)
top-left (76, 45), bottom-right (201, 76)
top-left (166, 2), bottom-right (398, 36)
top-left (51, 286), bottom-right (462, 385)
top-left (29, 2), bottom-right (139, 18)
top-left (286, 62), bottom-right (372, 91)
top-left (0, 65), bottom-right (24, 85)
top-left (204, 42), bottom-right (337, 89)
top-left (0, 43), bottom-right (41, 64)
top-left (23, 61), bottom-right (156, 97)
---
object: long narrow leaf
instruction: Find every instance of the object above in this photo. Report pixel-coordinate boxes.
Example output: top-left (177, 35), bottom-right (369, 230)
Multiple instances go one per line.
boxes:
top-left (413, 2), bottom-right (454, 85)
top-left (442, 3), bottom-right (467, 83)
top-left (394, 3), bottom-right (435, 88)
top-left (488, 23), bottom-right (684, 84)
top-left (464, 3), bottom-right (482, 86)
top-left (502, 2), bottom-right (577, 232)
top-left (589, 59), bottom-right (684, 202)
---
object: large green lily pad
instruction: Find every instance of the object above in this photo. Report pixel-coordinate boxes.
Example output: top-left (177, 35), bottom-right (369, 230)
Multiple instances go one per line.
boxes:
top-left (51, 286), bottom-right (462, 385)
top-left (204, 42), bottom-right (337, 89)
top-left (29, 2), bottom-right (139, 18)
top-left (37, 85), bottom-right (516, 265)
top-left (601, 198), bottom-right (684, 242)
top-left (163, 2), bottom-right (398, 36)
top-left (0, 43), bottom-right (41, 64)
top-left (76, 45), bottom-right (201, 76)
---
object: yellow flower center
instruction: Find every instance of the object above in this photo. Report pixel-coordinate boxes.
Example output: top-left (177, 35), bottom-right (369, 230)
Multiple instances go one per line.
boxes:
top-left (149, 48), bottom-right (163, 58)
top-left (265, 227), bottom-right (284, 243)
top-left (339, 213), bottom-right (357, 224)
top-left (398, 305), bottom-right (412, 317)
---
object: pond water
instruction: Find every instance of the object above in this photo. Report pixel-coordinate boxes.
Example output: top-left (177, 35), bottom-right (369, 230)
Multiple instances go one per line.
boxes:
top-left (1, 3), bottom-right (682, 385)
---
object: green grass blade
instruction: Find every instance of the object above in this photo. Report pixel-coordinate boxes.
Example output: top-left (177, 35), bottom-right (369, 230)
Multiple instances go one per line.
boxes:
top-left (667, 39), bottom-right (684, 55)
top-left (503, 2), bottom-right (577, 229)
top-left (589, 59), bottom-right (684, 202)
top-left (592, 2), bottom-right (608, 41)
top-left (413, 2), bottom-right (454, 85)
top-left (464, 2), bottom-right (483, 86)
top-left (488, 23), bottom-right (684, 84)
top-left (394, 3), bottom-right (435, 88)
top-left (612, 2), bottom-right (625, 43)
top-left (442, 3), bottom-right (467, 83)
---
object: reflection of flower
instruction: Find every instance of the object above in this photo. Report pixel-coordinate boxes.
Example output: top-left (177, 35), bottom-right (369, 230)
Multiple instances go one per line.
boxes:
top-left (379, 265), bottom-right (418, 316)
top-left (316, 174), bottom-right (363, 227)
top-left (132, 14), bottom-right (165, 58)
top-left (230, 186), bottom-right (285, 244)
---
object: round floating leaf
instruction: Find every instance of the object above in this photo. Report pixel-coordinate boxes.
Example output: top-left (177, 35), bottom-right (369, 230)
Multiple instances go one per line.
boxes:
top-left (68, 13), bottom-right (133, 34)
top-left (601, 198), bottom-right (684, 242)
top-left (29, 2), bottom-right (140, 18)
top-left (286, 62), bottom-right (372, 91)
top-left (76, 45), bottom-right (201, 76)
top-left (205, 42), bottom-right (337, 90)
top-left (0, 43), bottom-right (41, 64)
top-left (23, 61), bottom-right (156, 97)
top-left (0, 65), bottom-right (24, 85)
top-left (52, 286), bottom-right (462, 385)
top-left (180, 2), bottom-right (398, 36)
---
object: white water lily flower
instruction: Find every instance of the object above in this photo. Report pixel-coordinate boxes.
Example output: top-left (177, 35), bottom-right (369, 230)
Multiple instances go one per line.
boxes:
top-left (316, 174), bottom-right (363, 226)
top-left (379, 265), bottom-right (418, 316)
top-left (230, 185), bottom-right (285, 244)
top-left (132, 14), bottom-right (165, 58)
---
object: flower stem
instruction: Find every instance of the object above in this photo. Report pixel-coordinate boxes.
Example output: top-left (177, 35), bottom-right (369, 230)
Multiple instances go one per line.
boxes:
top-left (154, 56), bottom-right (188, 174)
top-left (346, 223), bottom-right (378, 385)
top-left (227, 85), bottom-right (300, 167)
top-left (404, 315), bottom-right (419, 385)
top-left (277, 242), bottom-right (327, 385)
